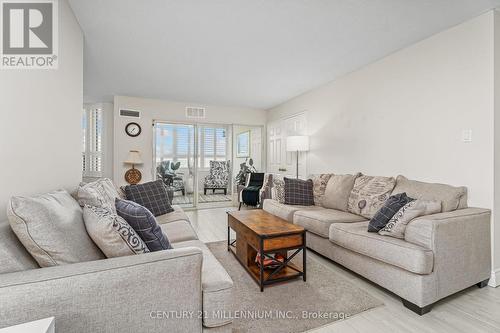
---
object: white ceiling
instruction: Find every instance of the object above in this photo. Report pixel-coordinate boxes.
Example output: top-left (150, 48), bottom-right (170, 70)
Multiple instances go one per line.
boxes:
top-left (69, 0), bottom-right (500, 109)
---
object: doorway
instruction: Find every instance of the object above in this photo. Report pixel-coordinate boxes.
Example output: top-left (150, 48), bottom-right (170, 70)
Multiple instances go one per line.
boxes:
top-left (153, 121), bottom-right (236, 209)
top-left (267, 113), bottom-right (307, 179)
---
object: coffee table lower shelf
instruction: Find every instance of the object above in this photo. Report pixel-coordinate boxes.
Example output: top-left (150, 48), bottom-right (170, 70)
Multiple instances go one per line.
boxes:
top-left (228, 240), bottom-right (305, 291)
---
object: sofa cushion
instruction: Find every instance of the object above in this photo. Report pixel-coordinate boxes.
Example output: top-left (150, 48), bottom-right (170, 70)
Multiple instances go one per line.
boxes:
top-left (115, 198), bottom-right (172, 251)
top-left (160, 220), bottom-right (198, 243)
top-left (172, 240), bottom-right (233, 327)
top-left (0, 220), bottom-right (39, 274)
top-left (392, 175), bottom-right (467, 212)
top-left (124, 180), bottom-right (174, 216)
top-left (156, 205), bottom-right (190, 224)
top-left (322, 173), bottom-right (359, 211)
top-left (329, 221), bottom-right (434, 274)
top-left (310, 174), bottom-right (334, 206)
top-left (294, 208), bottom-right (367, 238)
top-left (77, 178), bottom-right (120, 212)
top-left (263, 199), bottom-right (321, 223)
top-left (348, 175), bottom-right (396, 219)
top-left (83, 205), bottom-right (150, 258)
top-left (7, 190), bottom-right (105, 267)
top-left (284, 177), bottom-right (315, 206)
top-left (368, 192), bottom-right (414, 232)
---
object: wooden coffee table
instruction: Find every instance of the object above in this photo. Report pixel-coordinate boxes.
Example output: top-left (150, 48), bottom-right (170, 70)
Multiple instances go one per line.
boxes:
top-left (227, 210), bottom-right (306, 292)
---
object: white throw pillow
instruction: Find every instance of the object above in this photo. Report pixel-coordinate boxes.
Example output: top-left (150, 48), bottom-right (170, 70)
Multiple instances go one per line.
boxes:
top-left (77, 178), bottom-right (119, 212)
top-left (83, 206), bottom-right (149, 258)
top-left (378, 200), bottom-right (441, 238)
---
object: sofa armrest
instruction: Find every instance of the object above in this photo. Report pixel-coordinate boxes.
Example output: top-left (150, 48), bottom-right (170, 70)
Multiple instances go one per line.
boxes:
top-left (405, 208), bottom-right (491, 298)
top-left (405, 208), bottom-right (490, 249)
top-left (0, 248), bottom-right (203, 333)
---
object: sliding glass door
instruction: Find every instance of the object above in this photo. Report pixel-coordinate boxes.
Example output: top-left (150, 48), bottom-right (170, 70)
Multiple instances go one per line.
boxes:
top-left (197, 124), bottom-right (232, 208)
top-left (153, 121), bottom-right (233, 209)
top-left (154, 122), bottom-right (196, 208)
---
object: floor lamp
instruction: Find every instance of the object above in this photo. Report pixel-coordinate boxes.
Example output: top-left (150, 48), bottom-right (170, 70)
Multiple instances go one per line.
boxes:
top-left (286, 136), bottom-right (310, 179)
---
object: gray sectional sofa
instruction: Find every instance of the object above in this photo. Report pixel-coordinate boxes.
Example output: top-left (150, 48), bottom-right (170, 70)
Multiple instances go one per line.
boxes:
top-left (263, 174), bottom-right (491, 315)
top-left (0, 204), bottom-right (233, 332)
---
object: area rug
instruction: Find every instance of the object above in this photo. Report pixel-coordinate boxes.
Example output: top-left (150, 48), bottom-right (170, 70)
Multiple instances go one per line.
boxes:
top-left (171, 194), bottom-right (232, 205)
top-left (206, 241), bottom-right (383, 333)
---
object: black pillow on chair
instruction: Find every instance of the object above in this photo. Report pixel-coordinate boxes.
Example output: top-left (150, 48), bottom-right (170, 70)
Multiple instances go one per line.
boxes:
top-left (284, 178), bottom-right (315, 206)
top-left (124, 180), bottom-right (173, 216)
top-left (368, 192), bottom-right (414, 232)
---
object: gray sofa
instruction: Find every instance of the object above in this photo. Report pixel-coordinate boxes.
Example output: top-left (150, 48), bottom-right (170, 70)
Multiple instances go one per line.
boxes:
top-left (0, 204), bottom-right (233, 332)
top-left (263, 174), bottom-right (491, 315)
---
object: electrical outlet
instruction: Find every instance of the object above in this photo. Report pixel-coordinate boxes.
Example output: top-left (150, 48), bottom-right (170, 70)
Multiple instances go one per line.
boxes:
top-left (462, 129), bottom-right (472, 143)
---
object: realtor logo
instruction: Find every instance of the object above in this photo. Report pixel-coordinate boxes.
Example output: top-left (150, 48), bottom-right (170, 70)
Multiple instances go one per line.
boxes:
top-left (1, 0), bottom-right (58, 69)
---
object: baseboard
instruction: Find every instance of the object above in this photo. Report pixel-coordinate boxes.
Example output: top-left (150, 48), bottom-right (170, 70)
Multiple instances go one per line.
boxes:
top-left (489, 269), bottom-right (500, 287)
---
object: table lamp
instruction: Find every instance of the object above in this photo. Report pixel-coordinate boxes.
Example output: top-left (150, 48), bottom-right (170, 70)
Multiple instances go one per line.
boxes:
top-left (124, 150), bottom-right (143, 184)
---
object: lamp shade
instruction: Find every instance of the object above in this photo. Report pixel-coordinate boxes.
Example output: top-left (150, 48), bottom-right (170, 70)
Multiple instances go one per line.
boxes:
top-left (286, 136), bottom-right (309, 152)
top-left (124, 150), bottom-right (143, 165)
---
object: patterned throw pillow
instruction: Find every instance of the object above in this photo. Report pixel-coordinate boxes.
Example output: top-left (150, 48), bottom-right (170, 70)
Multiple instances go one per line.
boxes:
top-left (284, 178), bottom-right (315, 206)
top-left (124, 180), bottom-right (173, 216)
top-left (115, 198), bottom-right (172, 251)
top-left (348, 175), bottom-right (396, 219)
top-left (77, 178), bottom-right (120, 212)
top-left (259, 173), bottom-right (273, 200)
top-left (368, 192), bottom-right (414, 232)
top-left (83, 205), bottom-right (149, 258)
top-left (379, 200), bottom-right (441, 238)
top-left (272, 178), bottom-right (285, 203)
top-left (310, 174), bottom-right (334, 206)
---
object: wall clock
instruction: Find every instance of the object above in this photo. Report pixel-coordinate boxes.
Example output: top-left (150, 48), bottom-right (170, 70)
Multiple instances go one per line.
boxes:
top-left (125, 122), bottom-right (141, 137)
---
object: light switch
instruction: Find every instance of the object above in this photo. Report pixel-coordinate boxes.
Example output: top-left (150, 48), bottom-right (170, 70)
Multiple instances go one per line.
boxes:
top-left (462, 129), bottom-right (472, 143)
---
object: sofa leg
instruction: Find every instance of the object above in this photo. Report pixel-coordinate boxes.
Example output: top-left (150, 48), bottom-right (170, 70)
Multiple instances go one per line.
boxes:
top-left (402, 299), bottom-right (433, 315)
top-left (204, 188), bottom-right (207, 195)
top-left (476, 279), bottom-right (489, 288)
top-left (224, 189), bottom-right (227, 195)
top-left (238, 203), bottom-right (242, 211)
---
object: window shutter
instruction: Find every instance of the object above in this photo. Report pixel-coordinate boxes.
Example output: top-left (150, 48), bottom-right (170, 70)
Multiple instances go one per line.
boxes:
top-left (82, 107), bottom-right (103, 177)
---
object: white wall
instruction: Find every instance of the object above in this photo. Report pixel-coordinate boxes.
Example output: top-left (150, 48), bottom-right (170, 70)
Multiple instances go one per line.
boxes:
top-left (0, 0), bottom-right (83, 221)
top-left (113, 95), bottom-right (267, 186)
top-left (268, 12), bottom-right (498, 284)
top-left (493, 10), bottom-right (500, 286)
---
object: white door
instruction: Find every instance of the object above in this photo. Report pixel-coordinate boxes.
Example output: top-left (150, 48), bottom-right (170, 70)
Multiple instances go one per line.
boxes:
top-left (267, 113), bottom-right (307, 179)
top-left (267, 121), bottom-right (284, 175)
top-left (250, 127), bottom-right (262, 170)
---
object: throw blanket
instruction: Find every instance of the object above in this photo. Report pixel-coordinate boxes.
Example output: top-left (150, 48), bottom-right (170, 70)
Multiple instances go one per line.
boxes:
top-left (241, 173), bottom-right (265, 207)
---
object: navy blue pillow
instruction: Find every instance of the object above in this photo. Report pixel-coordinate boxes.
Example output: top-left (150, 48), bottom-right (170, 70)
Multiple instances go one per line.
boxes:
top-left (115, 198), bottom-right (172, 251)
top-left (368, 192), bottom-right (414, 232)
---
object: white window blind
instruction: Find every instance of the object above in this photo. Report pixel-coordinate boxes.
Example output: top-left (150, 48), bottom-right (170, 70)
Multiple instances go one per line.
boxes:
top-left (155, 123), bottom-right (228, 169)
top-left (82, 107), bottom-right (103, 177)
top-left (199, 126), bottom-right (227, 168)
top-left (155, 123), bottom-right (194, 168)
